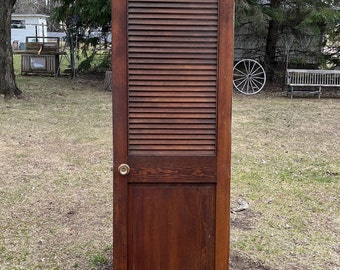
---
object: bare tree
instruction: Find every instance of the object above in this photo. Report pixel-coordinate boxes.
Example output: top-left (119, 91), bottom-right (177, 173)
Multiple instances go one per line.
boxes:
top-left (14, 0), bottom-right (58, 31)
top-left (0, 0), bottom-right (25, 100)
top-left (14, 0), bottom-right (48, 14)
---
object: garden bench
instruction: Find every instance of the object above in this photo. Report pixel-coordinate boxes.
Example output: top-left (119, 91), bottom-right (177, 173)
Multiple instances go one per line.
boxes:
top-left (17, 36), bottom-right (64, 76)
top-left (286, 69), bottom-right (340, 98)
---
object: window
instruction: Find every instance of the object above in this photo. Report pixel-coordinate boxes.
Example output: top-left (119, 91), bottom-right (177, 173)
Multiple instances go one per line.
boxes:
top-left (11, 20), bottom-right (25, 29)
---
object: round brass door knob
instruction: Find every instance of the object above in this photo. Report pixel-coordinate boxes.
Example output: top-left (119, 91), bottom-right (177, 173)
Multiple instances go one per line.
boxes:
top-left (118, 164), bottom-right (130, 175)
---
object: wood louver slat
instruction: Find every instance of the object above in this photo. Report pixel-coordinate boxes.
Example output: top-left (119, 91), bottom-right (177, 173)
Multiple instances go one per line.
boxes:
top-left (128, 0), bottom-right (218, 156)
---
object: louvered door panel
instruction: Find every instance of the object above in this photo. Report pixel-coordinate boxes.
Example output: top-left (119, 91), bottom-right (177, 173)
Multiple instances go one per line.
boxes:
top-left (128, 0), bottom-right (218, 156)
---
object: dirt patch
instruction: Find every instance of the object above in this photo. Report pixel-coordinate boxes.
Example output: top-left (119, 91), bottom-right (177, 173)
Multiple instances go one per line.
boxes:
top-left (229, 251), bottom-right (271, 270)
top-left (230, 206), bottom-right (270, 269)
top-left (231, 209), bottom-right (262, 231)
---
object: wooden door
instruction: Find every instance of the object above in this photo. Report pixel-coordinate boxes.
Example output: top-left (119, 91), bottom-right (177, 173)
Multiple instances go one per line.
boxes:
top-left (112, 0), bottom-right (234, 269)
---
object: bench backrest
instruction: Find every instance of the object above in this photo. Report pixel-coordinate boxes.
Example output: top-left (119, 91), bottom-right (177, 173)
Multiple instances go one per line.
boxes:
top-left (286, 69), bottom-right (340, 87)
top-left (25, 36), bottom-right (60, 53)
top-left (26, 42), bottom-right (59, 52)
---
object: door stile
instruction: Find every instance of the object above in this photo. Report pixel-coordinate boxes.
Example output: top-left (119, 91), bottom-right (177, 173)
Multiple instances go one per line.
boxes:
top-left (112, 0), bottom-right (128, 269)
top-left (216, 0), bottom-right (234, 269)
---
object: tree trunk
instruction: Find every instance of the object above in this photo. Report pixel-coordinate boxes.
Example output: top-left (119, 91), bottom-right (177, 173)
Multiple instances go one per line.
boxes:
top-left (264, 0), bottom-right (281, 82)
top-left (0, 0), bottom-right (23, 100)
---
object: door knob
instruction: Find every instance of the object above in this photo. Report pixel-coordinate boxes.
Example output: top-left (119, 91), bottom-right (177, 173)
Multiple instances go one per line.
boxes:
top-left (118, 163), bottom-right (130, 175)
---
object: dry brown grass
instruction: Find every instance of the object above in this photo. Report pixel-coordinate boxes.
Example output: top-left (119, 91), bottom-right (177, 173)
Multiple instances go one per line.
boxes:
top-left (0, 74), bottom-right (112, 269)
top-left (231, 91), bottom-right (339, 270)
top-left (1, 65), bottom-right (339, 269)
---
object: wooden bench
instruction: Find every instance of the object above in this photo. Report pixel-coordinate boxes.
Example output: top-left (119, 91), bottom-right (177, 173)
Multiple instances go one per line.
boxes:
top-left (286, 69), bottom-right (340, 98)
top-left (18, 36), bottom-right (64, 76)
top-left (25, 41), bottom-right (60, 54)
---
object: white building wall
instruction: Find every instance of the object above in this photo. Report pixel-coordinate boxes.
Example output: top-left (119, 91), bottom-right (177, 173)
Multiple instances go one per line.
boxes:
top-left (11, 14), bottom-right (49, 48)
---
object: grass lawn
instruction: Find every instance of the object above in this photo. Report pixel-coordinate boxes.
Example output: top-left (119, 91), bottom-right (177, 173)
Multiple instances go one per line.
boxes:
top-left (0, 58), bottom-right (339, 269)
top-left (1, 67), bottom-right (112, 269)
top-left (231, 92), bottom-right (339, 270)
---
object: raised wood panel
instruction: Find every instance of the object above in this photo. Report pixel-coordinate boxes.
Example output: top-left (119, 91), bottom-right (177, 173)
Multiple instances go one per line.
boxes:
top-left (128, 0), bottom-right (218, 156)
top-left (128, 184), bottom-right (216, 269)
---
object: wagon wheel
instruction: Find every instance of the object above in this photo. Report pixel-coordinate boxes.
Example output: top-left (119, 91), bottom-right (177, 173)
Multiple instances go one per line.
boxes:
top-left (233, 59), bottom-right (266, 95)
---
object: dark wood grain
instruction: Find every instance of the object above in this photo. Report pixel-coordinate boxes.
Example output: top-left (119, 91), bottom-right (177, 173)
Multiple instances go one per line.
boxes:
top-left (128, 184), bottom-right (216, 270)
top-left (113, 0), bottom-right (234, 269)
